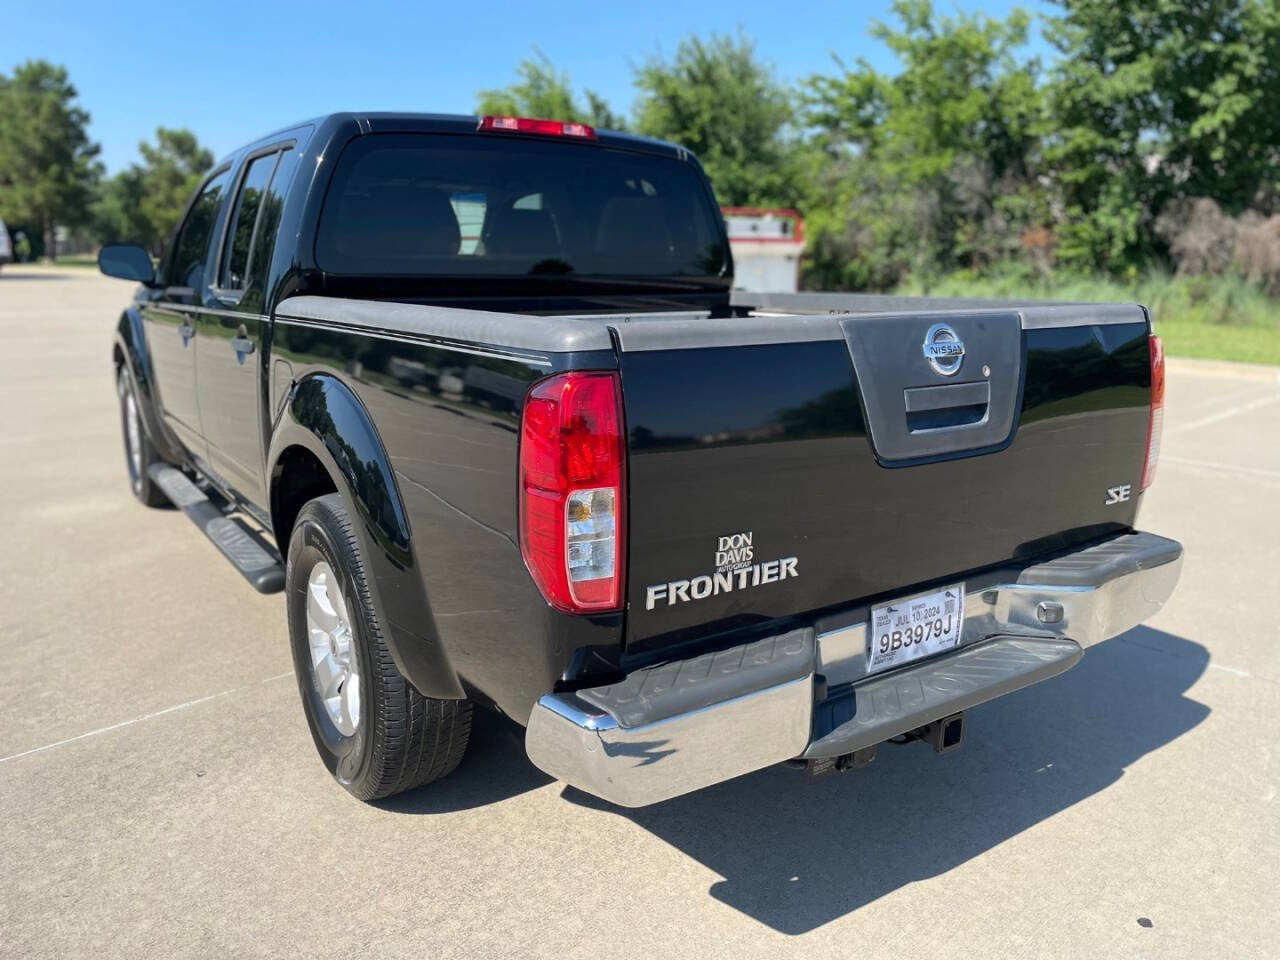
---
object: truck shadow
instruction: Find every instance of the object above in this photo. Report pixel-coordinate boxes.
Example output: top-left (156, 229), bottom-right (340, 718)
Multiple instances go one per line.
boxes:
top-left (385, 626), bottom-right (1209, 935)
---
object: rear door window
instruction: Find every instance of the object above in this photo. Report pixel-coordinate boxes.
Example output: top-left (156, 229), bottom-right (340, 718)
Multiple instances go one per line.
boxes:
top-left (219, 151), bottom-right (280, 290)
top-left (314, 134), bottom-right (726, 278)
top-left (239, 148), bottom-right (301, 311)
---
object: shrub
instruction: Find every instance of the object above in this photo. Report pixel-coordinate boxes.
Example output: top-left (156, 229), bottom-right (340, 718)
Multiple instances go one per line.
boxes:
top-left (1234, 215), bottom-right (1280, 296)
top-left (1154, 198), bottom-right (1239, 276)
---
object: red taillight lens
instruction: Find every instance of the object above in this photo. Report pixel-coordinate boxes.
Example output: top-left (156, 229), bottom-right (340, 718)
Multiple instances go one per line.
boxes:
top-left (1142, 334), bottom-right (1165, 491)
top-left (519, 372), bottom-right (625, 613)
top-left (477, 115), bottom-right (597, 139)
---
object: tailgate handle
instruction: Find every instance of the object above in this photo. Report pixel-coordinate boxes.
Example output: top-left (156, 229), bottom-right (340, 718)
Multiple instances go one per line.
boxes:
top-left (904, 381), bottom-right (990, 432)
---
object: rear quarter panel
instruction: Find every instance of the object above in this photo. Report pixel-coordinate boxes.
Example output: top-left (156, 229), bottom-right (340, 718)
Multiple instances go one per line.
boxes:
top-left (268, 318), bottom-right (623, 722)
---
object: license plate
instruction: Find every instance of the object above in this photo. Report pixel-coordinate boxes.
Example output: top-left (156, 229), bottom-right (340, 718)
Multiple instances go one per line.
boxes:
top-left (867, 584), bottom-right (966, 675)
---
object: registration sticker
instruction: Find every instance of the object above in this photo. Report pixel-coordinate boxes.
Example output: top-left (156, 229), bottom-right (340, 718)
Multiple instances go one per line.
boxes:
top-left (867, 584), bottom-right (965, 675)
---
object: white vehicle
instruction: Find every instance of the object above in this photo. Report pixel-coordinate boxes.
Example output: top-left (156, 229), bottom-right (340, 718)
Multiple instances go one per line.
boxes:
top-left (0, 219), bottom-right (12, 272)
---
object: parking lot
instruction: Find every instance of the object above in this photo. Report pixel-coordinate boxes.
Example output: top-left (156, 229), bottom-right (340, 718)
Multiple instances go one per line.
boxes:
top-left (1, 266), bottom-right (1277, 959)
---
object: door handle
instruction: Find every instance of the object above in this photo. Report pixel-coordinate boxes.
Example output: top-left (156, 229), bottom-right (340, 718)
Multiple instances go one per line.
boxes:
top-left (903, 381), bottom-right (990, 433)
top-left (231, 335), bottom-right (256, 364)
top-left (178, 320), bottom-right (195, 346)
top-left (903, 381), bottom-right (990, 413)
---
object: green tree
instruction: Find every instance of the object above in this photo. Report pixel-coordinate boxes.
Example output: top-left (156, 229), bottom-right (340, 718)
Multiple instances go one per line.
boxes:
top-left (633, 32), bottom-right (797, 207)
top-left (135, 127), bottom-right (214, 254)
top-left (91, 167), bottom-right (150, 246)
top-left (1045, 0), bottom-right (1280, 272)
top-left (477, 50), bottom-right (626, 130)
top-left (91, 127), bottom-right (213, 253)
top-left (803, 1), bottom-right (1046, 289)
top-left (0, 61), bottom-right (101, 260)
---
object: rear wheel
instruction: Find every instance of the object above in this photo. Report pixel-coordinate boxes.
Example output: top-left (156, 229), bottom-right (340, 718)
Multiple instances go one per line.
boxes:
top-left (286, 493), bottom-right (472, 800)
top-left (116, 367), bottom-right (167, 506)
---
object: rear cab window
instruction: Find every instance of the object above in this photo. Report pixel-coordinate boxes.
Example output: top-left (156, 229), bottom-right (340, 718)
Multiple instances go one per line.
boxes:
top-left (314, 133), bottom-right (727, 280)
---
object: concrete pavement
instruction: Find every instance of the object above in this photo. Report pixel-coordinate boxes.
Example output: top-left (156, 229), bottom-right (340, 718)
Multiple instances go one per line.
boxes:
top-left (1, 266), bottom-right (1276, 959)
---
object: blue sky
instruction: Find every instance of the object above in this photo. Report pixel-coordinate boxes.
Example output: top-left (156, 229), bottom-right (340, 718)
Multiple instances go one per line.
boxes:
top-left (4, 0), bottom-right (1056, 174)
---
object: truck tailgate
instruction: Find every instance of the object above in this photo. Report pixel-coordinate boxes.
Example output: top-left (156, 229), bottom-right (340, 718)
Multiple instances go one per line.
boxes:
top-left (613, 304), bottom-right (1153, 652)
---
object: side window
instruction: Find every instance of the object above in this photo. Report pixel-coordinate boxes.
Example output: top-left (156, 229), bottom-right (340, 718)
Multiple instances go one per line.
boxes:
top-left (219, 152), bottom-right (280, 290)
top-left (241, 148), bottom-right (300, 309)
top-left (169, 170), bottom-right (229, 290)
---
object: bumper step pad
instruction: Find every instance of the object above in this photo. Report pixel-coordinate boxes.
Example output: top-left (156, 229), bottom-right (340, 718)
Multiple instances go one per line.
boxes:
top-left (148, 465), bottom-right (284, 594)
top-left (804, 635), bottom-right (1082, 759)
top-left (576, 629), bottom-right (814, 728)
top-left (1017, 532), bottom-right (1183, 587)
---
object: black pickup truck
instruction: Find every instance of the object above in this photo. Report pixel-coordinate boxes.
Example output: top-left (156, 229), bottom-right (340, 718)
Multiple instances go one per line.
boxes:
top-left (100, 112), bottom-right (1183, 807)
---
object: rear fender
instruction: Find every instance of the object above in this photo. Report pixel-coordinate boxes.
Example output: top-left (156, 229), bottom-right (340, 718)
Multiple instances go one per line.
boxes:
top-left (267, 372), bottom-right (465, 701)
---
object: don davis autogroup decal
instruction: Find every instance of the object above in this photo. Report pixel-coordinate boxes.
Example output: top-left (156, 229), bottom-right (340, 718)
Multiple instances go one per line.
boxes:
top-left (644, 532), bottom-right (798, 610)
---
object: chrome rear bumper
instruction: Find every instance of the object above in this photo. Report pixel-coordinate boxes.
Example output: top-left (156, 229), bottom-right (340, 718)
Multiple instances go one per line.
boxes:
top-left (525, 532), bottom-right (1183, 807)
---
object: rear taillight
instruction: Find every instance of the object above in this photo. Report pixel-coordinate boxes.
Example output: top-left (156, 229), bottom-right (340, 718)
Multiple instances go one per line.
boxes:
top-left (519, 372), bottom-right (625, 613)
top-left (1142, 334), bottom-right (1165, 491)
top-left (477, 115), bottom-right (597, 139)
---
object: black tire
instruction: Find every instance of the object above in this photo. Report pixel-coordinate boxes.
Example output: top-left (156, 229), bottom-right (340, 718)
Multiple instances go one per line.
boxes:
top-left (286, 493), bottom-right (472, 800)
top-left (116, 366), bottom-right (168, 507)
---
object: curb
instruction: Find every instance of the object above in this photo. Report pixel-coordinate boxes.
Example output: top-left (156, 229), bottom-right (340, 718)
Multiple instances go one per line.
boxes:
top-left (1165, 355), bottom-right (1280, 382)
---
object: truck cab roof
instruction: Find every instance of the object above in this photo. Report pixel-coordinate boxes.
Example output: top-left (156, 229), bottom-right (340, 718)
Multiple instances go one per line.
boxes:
top-left (216, 112), bottom-right (690, 172)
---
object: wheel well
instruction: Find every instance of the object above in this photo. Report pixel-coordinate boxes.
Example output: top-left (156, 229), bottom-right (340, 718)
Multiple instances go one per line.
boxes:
top-left (113, 344), bottom-right (124, 370)
top-left (270, 445), bottom-right (338, 550)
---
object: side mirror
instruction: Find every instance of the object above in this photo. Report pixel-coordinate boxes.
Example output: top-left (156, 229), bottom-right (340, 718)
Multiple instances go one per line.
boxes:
top-left (98, 244), bottom-right (156, 285)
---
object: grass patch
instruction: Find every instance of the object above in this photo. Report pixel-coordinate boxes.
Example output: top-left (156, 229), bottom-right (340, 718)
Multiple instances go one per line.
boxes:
top-left (896, 270), bottom-right (1280, 365)
top-left (46, 256), bottom-right (100, 268)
